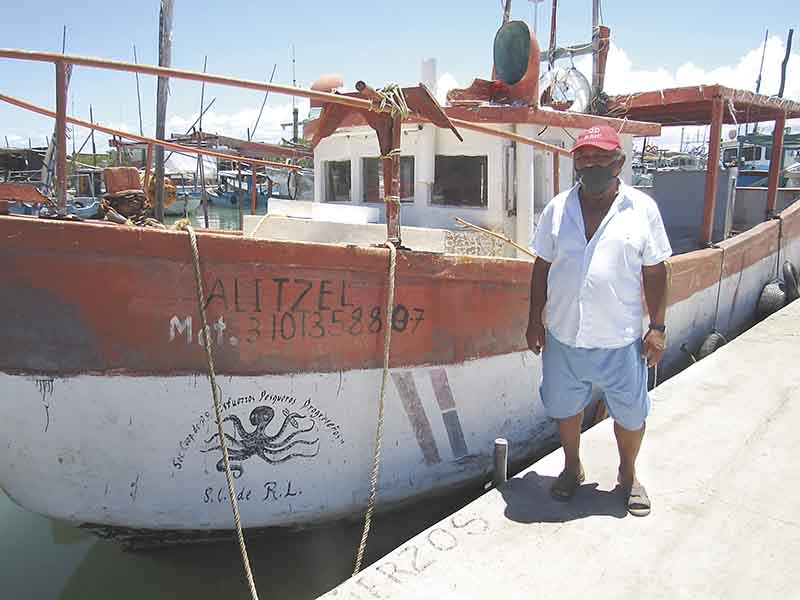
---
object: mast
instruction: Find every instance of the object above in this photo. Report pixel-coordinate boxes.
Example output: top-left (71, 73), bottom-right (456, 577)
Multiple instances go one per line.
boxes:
top-left (291, 44), bottom-right (298, 143)
top-left (199, 55), bottom-right (209, 228)
top-left (548, 0), bottom-right (557, 68)
top-left (591, 0), bottom-right (600, 91)
top-left (752, 29), bottom-right (768, 134)
top-left (777, 29), bottom-right (794, 99)
top-left (153, 0), bottom-right (174, 222)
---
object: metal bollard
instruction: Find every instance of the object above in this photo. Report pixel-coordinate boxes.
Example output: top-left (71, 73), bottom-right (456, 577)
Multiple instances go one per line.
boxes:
top-left (493, 438), bottom-right (508, 488)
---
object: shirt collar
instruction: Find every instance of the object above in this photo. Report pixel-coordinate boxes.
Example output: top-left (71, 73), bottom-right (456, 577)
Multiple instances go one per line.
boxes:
top-left (566, 179), bottom-right (627, 242)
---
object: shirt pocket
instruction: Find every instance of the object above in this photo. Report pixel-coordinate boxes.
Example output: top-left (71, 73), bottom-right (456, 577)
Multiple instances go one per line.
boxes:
top-left (619, 229), bottom-right (646, 268)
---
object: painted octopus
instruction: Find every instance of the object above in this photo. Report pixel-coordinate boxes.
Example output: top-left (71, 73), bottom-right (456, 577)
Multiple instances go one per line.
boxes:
top-left (203, 405), bottom-right (320, 477)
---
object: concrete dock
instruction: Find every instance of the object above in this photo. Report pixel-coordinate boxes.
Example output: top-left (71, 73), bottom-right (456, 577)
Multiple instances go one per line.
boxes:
top-left (321, 300), bottom-right (800, 600)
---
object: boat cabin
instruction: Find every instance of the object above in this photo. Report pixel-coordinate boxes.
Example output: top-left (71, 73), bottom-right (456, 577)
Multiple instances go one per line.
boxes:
top-left (303, 21), bottom-right (657, 258)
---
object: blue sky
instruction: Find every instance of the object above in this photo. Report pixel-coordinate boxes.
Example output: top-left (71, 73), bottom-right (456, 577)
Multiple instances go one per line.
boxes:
top-left (0, 0), bottom-right (797, 151)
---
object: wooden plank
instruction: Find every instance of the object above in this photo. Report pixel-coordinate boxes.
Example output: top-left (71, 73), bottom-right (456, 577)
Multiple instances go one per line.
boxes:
top-left (446, 106), bottom-right (659, 136)
top-left (0, 91), bottom-right (301, 169)
top-left (0, 48), bottom-right (374, 112)
top-left (0, 182), bottom-right (52, 204)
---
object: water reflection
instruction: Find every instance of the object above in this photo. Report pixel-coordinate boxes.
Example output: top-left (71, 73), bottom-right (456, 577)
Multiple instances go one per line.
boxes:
top-left (1, 486), bottom-right (480, 600)
top-left (165, 203), bottom-right (246, 232)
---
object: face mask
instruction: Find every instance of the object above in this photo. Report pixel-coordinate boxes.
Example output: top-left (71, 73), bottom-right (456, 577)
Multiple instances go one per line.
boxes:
top-left (576, 165), bottom-right (617, 195)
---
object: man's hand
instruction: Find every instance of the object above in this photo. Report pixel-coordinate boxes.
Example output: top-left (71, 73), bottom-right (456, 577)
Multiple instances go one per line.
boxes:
top-left (641, 328), bottom-right (666, 367)
top-left (526, 319), bottom-right (546, 355)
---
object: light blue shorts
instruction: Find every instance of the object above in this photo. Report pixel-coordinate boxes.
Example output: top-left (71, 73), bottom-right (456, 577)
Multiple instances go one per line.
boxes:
top-left (539, 331), bottom-right (650, 431)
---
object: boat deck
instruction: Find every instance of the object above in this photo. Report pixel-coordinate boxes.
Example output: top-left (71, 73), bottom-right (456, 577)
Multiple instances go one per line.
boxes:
top-left (320, 299), bottom-right (800, 600)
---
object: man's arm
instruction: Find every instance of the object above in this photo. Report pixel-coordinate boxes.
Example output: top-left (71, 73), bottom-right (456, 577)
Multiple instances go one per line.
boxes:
top-left (526, 256), bottom-right (551, 354)
top-left (641, 261), bottom-right (668, 367)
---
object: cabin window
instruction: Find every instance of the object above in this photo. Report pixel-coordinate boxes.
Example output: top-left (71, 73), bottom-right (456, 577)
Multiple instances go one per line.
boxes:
top-left (722, 148), bottom-right (738, 164)
top-left (741, 147), bottom-right (760, 162)
top-left (362, 157), bottom-right (415, 202)
top-left (433, 155), bottom-right (488, 207)
top-left (324, 160), bottom-right (351, 202)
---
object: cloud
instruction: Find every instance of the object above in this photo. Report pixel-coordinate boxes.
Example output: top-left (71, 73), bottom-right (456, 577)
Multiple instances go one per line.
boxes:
top-left (576, 35), bottom-right (799, 99)
top-left (436, 72), bottom-right (460, 105)
top-left (167, 98), bottom-right (311, 144)
top-left (573, 35), bottom-right (799, 149)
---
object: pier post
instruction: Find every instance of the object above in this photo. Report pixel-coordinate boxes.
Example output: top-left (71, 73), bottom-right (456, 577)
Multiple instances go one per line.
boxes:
top-left (250, 164), bottom-right (257, 215)
top-left (55, 60), bottom-right (68, 215)
top-left (553, 150), bottom-right (560, 196)
top-left (493, 438), bottom-right (508, 487)
top-left (144, 143), bottom-right (153, 202)
top-left (701, 94), bottom-right (723, 246)
top-left (384, 122), bottom-right (402, 246)
top-left (766, 113), bottom-right (786, 218)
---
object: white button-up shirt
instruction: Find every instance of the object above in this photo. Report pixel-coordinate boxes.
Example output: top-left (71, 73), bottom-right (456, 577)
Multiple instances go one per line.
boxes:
top-left (530, 181), bottom-right (672, 349)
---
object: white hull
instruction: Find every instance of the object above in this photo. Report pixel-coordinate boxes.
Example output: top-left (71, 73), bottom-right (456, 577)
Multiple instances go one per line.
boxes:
top-left (0, 351), bottom-right (554, 531)
top-left (164, 195), bottom-right (202, 216)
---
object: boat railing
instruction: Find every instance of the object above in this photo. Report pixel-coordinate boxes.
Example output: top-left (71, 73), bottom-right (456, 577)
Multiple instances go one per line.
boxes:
top-left (0, 47), bottom-right (572, 241)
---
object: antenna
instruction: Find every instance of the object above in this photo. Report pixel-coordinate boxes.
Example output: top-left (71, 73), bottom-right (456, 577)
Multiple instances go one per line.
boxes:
top-left (250, 64), bottom-right (277, 140)
top-left (755, 29), bottom-right (768, 95)
top-left (133, 45), bottom-right (144, 136)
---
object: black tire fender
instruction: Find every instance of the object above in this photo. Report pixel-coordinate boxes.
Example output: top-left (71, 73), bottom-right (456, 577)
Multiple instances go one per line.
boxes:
top-left (782, 260), bottom-right (800, 302)
top-left (697, 331), bottom-right (727, 360)
top-left (757, 279), bottom-right (787, 321)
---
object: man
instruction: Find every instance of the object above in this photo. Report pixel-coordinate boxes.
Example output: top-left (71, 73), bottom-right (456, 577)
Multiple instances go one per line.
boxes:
top-left (526, 125), bottom-right (671, 517)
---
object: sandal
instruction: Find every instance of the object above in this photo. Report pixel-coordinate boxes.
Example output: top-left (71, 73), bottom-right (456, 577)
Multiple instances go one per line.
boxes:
top-left (550, 468), bottom-right (586, 501)
top-left (626, 482), bottom-right (651, 517)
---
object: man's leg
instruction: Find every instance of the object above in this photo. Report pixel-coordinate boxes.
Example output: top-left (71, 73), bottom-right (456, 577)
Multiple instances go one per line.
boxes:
top-left (614, 421), bottom-right (645, 488)
top-left (550, 410), bottom-right (585, 500)
top-left (558, 411), bottom-right (584, 476)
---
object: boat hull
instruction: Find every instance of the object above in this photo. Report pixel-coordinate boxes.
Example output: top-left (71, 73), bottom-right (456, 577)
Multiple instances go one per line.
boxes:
top-left (1, 198), bottom-right (799, 533)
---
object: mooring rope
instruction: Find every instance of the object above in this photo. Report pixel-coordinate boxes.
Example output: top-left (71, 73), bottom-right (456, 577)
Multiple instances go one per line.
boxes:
top-left (353, 241), bottom-right (398, 576)
top-left (178, 222), bottom-right (260, 600)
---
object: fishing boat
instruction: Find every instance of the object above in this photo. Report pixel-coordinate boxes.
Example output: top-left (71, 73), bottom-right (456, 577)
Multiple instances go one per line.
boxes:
top-left (163, 190), bottom-right (203, 216)
top-left (0, 18), bottom-right (799, 547)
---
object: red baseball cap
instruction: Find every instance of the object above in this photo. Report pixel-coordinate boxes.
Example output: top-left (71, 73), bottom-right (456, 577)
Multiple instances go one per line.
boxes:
top-left (571, 125), bottom-right (621, 153)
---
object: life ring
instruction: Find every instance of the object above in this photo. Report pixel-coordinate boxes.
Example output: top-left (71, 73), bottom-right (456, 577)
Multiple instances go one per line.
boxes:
top-left (696, 331), bottom-right (727, 360)
top-left (756, 279), bottom-right (787, 321)
top-left (538, 67), bottom-right (591, 113)
top-left (782, 260), bottom-right (800, 302)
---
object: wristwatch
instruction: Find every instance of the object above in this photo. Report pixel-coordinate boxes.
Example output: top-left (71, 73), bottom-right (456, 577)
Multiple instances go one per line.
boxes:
top-left (648, 323), bottom-right (666, 333)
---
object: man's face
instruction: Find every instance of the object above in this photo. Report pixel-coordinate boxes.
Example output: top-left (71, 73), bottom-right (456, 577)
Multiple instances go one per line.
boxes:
top-left (573, 146), bottom-right (623, 174)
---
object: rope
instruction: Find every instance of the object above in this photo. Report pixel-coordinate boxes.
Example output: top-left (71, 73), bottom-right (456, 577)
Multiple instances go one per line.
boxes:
top-left (248, 211), bottom-right (271, 239)
top-left (178, 222), bottom-right (260, 600)
top-left (379, 148), bottom-right (402, 160)
top-left (353, 240), bottom-right (398, 576)
top-left (370, 84), bottom-right (410, 120)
